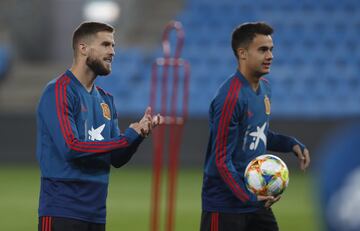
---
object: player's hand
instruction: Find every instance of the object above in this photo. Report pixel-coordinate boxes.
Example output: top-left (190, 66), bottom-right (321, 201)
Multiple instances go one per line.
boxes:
top-left (293, 144), bottom-right (310, 171)
top-left (138, 107), bottom-right (153, 137)
top-left (129, 122), bottom-right (142, 135)
top-left (130, 107), bottom-right (152, 137)
top-left (132, 107), bottom-right (165, 137)
top-left (151, 113), bottom-right (165, 128)
top-left (129, 122), bottom-right (150, 137)
top-left (257, 195), bottom-right (281, 208)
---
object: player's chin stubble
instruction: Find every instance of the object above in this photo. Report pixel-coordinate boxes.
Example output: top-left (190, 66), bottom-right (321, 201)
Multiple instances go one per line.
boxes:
top-left (86, 56), bottom-right (111, 76)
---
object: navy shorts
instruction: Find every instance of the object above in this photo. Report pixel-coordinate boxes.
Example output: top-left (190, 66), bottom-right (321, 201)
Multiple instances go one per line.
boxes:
top-left (38, 216), bottom-right (105, 231)
top-left (200, 208), bottom-right (279, 231)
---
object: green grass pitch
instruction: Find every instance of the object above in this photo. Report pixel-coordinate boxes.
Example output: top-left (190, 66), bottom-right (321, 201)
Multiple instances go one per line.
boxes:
top-left (0, 165), bottom-right (321, 231)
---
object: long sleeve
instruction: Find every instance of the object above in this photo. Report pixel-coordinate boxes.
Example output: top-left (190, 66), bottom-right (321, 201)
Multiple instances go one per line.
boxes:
top-left (38, 78), bottom-right (141, 160)
top-left (212, 78), bottom-right (256, 203)
top-left (110, 107), bottom-right (144, 168)
top-left (267, 129), bottom-right (305, 153)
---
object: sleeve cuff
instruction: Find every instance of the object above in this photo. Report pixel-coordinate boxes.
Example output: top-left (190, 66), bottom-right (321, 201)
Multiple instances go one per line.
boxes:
top-left (291, 137), bottom-right (306, 152)
top-left (124, 127), bottom-right (142, 144)
top-left (247, 191), bottom-right (266, 208)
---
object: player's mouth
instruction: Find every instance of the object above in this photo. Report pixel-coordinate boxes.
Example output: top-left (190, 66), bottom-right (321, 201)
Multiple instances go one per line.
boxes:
top-left (104, 57), bottom-right (113, 64)
top-left (263, 62), bottom-right (271, 68)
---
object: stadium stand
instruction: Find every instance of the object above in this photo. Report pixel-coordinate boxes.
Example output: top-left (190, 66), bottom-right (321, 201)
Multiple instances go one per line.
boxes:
top-left (97, 0), bottom-right (360, 118)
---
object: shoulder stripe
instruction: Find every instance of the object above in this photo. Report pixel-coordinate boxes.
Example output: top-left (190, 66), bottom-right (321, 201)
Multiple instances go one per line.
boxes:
top-left (215, 77), bottom-right (249, 202)
top-left (260, 77), bottom-right (269, 83)
top-left (58, 76), bottom-right (128, 151)
top-left (55, 75), bottom-right (129, 153)
top-left (96, 86), bottom-right (113, 96)
top-left (59, 77), bottom-right (127, 148)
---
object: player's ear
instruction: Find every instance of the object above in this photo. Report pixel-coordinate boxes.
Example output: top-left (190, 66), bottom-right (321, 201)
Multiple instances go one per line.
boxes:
top-left (78, 42), bottom-right (88, 56)
top-left (237, 47), bottom-right (247, 60)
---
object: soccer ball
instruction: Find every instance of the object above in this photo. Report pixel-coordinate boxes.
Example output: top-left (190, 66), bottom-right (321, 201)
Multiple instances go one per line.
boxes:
top-left (244, 154), bottom-right (289, 196)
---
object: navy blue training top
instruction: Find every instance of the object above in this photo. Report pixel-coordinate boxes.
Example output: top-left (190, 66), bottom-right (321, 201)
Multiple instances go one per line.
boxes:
top-left (36, 70), bottom-right (142, 223)
top-left (202, 70), bottom-right (299, 213)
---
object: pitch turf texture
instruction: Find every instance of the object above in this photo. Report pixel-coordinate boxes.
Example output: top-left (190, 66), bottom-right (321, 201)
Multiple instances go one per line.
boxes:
top-left (0, 165), bottom-right (321, 231)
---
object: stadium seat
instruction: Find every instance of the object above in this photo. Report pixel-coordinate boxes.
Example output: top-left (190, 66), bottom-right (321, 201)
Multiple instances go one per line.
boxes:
top-left (100, 0), bottom-right (360, 118)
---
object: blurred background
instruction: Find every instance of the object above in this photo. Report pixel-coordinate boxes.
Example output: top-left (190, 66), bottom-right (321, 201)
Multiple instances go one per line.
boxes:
top-left (0, 0), bottom-right (359, 230)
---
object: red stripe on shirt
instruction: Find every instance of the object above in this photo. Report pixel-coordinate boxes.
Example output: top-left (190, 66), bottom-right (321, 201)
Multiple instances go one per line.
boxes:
top-left (215, 77), bottom-right (249, 202)
top-left (221, 79), bottom-right (249, 201)
top-left (220, 79), bottom-right (248, 200)
top-left (59, 76), bottom-right (128, 150)
top-left (222, 79), bottom-right (249, 201)
top-left (96, 86), bottom-right (113, 96)
top-left (216, 80), bottom-right (236, 175)
top-left (260, 77), bottom-right (269, 84)
top-left (55, 75), bottom-right (129, 153)
top-left (216, 80), bottom-right (237, 197)
top-left (55, 77), bottom-right (68, 145)
top-left (61, 76), bottom-right (127, 146)
top-left (62, 78), bottom-right (127, 151)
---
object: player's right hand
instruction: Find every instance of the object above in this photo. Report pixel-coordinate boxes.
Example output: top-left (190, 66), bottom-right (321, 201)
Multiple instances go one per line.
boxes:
top-left (138, 107), bottom-right (152, 136)
top-left (129, 122), bottom-right (144, 136)
top-left (129, 107), bottom-right (152, 137)
top-left (293, 144), bottom-right (310, 171)
top-left (131, 107), bottom-right (165, 137)
top-left (257, 195), bottom-right (281, 208)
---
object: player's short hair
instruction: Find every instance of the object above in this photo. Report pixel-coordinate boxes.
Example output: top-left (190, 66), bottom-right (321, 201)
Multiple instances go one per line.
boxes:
top-left (231, 22), bottom-right (273, 59)
top-left (72, 22), bottom-right (114, 51)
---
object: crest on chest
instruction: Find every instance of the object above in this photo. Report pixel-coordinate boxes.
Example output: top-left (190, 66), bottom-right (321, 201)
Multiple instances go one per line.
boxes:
top-left (100, 103), bottom-right (111, 120)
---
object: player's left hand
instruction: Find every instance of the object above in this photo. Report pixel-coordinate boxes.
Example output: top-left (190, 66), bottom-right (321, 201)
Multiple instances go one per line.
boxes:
top-left (151, 113), bottom-right (165, 128)
top-left (258, 195), bottom-right (281, 209)
top-left (292, 144), bottom-right (310, 171)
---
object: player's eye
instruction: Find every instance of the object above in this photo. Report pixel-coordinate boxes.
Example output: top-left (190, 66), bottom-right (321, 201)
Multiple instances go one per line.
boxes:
top-left (102, 41), bottom-right (114, 48)
top-left (259, 47), bottom-right (267, 52)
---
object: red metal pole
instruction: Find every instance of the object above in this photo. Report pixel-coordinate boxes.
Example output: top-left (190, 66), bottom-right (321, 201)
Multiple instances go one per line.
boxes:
top-left (165, 59), bottom-right (190, 231)
top-left (149, 20), bottom-right (189, 231)
top-left (164, 21), bottom-right (187, 231)
top-left (150, 62), bottom-right (164, 231)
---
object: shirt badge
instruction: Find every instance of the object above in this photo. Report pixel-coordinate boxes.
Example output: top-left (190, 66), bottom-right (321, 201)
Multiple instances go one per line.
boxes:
top-left (264, 95), bottom-right (271, 115)
top-left (100, 103), bottom-right (111, 120)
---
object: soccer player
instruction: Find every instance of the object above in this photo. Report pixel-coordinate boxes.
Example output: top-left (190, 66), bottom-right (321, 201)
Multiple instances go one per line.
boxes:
top-left (200, 22), bottom-right (310, 231)
top-left (36, 22), bottom-right (162, 231)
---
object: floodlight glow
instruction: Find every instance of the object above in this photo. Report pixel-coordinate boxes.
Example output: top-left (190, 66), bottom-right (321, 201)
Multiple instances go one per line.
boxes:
top-left (83, 1), bottom-right (120, 23)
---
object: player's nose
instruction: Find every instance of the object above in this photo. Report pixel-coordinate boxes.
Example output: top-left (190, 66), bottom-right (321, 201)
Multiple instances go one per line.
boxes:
top-left (110, 47), bottom-right (115, 56)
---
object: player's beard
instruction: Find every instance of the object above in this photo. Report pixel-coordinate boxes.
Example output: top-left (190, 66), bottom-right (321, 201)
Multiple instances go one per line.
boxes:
top-left (86, 56), bottom-right (111, 76)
